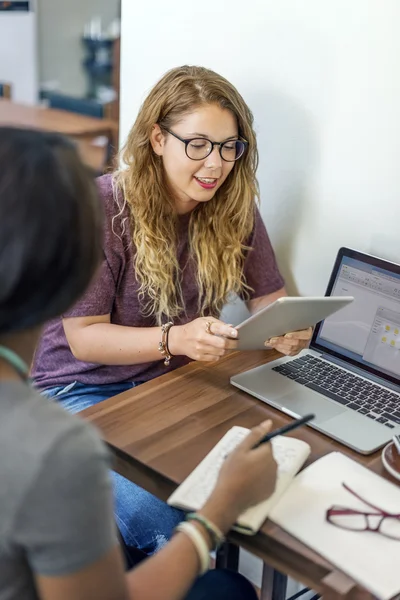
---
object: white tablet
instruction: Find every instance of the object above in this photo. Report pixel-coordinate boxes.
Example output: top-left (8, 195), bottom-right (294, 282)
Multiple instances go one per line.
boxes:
top-left (236, 296), bottom-right (354, 350)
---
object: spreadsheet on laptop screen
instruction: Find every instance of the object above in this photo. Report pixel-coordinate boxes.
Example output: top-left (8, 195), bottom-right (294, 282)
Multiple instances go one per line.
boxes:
top-left (315, 256), bottom-right (400, 380)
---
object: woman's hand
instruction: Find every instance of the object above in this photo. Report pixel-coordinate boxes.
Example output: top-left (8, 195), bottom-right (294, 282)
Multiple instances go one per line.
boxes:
top-left (168, 317), bottom-right (239, 362)
top-left (199, 420), bottom-right (278, 533)
top-left (265, 327), bottom-right (313, 356)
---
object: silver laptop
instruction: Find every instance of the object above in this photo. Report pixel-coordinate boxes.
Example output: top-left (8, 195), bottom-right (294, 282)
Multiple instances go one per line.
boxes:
top-left (231, 247), bottom-right (400, 454)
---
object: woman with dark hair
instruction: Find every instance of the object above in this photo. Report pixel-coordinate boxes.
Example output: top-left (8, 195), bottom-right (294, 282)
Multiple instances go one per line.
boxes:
top-left (0, 126), bottom-right (278, 600)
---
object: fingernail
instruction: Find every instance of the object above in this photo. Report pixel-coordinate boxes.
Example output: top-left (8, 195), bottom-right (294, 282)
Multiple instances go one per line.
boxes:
top-left (262, 419), bottom-right (272, 427)
top-left (230, 329), bottom-right (238, 338)
top-left (285, 334), bottom-right (293, 339)
top-left (269, 338), bottom-right (277, 344)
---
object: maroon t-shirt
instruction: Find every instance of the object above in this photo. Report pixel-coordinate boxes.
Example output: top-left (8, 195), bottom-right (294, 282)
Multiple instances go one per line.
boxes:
top-left (32, 174), bottom-right (284, 388)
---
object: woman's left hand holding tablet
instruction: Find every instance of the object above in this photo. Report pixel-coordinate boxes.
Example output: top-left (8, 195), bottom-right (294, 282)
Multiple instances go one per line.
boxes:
top-left (265, 327), bottom-right (313, 356)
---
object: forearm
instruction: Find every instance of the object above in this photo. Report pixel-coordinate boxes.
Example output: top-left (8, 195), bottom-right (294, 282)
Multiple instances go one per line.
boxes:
top-left (63, 315), bottom-right (237, 367)
top-left (126, 496), bottom-right (236, 600)
top-left (64, 322), bottom-right (165, 365)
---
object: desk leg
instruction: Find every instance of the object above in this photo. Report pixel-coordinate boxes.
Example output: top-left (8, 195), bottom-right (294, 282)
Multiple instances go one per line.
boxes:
top-left (261, 564), bottom-right (288, 600)
top-left (215, 541), bottom-right (240, 571)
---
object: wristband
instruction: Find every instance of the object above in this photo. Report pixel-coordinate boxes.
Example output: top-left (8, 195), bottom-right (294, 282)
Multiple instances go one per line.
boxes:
top-left (186, 512), bottom-right (225, 550)
top-left (175, 521), bottom-right (210, 575)
top-left (158, 321), bottom-right (173, 366)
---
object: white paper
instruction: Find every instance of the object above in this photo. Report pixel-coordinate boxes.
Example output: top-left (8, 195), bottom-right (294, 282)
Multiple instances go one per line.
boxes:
top-left (270, 452), bottom-right (400, 600)
top-left (168, 426), bottom-right (310, 532)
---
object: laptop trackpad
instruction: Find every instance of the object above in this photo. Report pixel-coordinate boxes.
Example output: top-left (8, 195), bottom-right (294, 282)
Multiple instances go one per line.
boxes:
top-left (279, 390), bottom-right (345, 425)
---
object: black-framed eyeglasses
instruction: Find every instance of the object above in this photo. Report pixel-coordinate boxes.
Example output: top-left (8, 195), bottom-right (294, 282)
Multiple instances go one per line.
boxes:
top-left (326, 482), bottom-right (400, 540)
top-left (163, 128), bottom-right (248, 162)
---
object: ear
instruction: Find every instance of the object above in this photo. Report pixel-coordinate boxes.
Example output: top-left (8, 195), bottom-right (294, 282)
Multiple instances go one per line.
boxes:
top-left (150, 124), bottom-right (166, 156)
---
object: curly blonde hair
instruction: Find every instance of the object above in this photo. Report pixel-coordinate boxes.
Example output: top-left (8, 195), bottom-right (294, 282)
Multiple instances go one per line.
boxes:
top-left (115, 65), bottom-right (259, 324)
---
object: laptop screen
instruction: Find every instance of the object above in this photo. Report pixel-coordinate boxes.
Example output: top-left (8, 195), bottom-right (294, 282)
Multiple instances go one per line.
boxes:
top-left (312, 248), bottom-right (400, 387)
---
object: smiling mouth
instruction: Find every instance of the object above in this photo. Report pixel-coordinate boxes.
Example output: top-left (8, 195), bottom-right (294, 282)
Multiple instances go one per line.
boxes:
top-left (194, 176), bottom-right (218, 189)
top-left (196, 177), bottom-right (217, 183)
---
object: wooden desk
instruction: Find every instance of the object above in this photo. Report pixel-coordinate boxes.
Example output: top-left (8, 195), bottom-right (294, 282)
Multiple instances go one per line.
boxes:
top-left (83, 351), bottom-right (395, 600)
top-left (0, 98), bottom-right (117, 140)
top-left (74, 139), bottom-right (109, 174)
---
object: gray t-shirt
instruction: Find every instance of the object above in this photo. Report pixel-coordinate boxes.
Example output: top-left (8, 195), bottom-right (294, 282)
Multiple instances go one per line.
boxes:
top-left (0, 380), bottom-right (117, 600)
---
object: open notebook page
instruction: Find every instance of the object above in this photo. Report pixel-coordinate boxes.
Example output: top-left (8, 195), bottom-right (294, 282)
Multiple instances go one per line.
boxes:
top-left (168, 426), bottom-right (311, 534)
top-left (269, 452), bottom-right (400, 600)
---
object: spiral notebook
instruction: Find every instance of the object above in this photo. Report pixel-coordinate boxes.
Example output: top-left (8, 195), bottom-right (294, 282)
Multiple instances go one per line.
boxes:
top-left (167, 426), bottom-right (311, 534)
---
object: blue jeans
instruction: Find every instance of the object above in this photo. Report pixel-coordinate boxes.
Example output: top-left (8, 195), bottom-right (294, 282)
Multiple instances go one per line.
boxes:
top-left (42, 381), bottom-right (184, 556)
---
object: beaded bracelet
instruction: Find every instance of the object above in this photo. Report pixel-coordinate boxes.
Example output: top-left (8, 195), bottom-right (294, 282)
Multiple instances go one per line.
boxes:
top-left (158, 321), bottom-right (174, 366)
top-left (175, 521), bottom-right (210, 575)
top-left (186, 512), bottom-right (225, 550)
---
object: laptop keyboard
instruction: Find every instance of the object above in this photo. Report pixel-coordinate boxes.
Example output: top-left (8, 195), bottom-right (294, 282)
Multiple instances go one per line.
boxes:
top-left (272, 355), bottom-right (400, 429)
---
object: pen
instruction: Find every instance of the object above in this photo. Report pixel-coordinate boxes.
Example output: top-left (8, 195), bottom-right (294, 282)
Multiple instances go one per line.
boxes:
top-left (252, 413), bottom-right (315, 449)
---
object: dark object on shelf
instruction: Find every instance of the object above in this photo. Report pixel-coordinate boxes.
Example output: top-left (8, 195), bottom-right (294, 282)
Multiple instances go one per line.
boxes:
top-left (82, 37), bottom-right (115, 99)
top-left (0, 1), bottom-right (30, 11)
top-left (43, 91), bottom-right (110, 119)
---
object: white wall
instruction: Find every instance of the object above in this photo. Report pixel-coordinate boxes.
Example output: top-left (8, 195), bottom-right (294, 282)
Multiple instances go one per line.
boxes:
top-left (120, 1), bottom-right (400, 582)
top-left (0, 6), bottom-right (38, 103)
top-left (120, 0), bottom-right (400, 308)
top-left (36, 0), bottom-right (120, 96)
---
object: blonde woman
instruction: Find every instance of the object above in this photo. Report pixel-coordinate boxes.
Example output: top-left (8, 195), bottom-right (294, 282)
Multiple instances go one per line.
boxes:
top-left (33, 65), bottom-right (312, 557)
